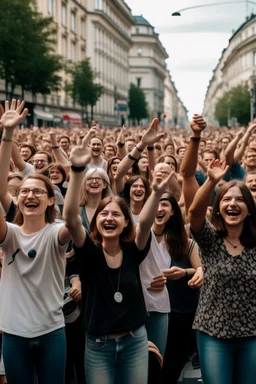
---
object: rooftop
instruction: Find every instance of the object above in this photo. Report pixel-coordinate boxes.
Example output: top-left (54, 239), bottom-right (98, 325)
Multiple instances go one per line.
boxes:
top-left (133, 15), bottom-right (152, 27)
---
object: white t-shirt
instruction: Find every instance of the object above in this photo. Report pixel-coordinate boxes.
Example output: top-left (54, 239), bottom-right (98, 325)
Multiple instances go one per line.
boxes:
top-left (139, 231), bottom-right (171, 313)
top-left (0, 222), bottom-right (68, 337)
top-left (22, 162), bottom-right (35, 178)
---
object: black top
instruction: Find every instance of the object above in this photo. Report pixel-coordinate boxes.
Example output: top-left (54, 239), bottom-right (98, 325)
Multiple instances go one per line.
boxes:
top-left (74, 233), bottom-right (151, 336)
top-left (166, 240), bottom-right (199, 314)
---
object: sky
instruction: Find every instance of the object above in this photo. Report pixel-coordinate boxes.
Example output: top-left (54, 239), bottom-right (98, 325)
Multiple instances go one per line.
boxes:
top-left (126, 0), bottom-right (256, 119)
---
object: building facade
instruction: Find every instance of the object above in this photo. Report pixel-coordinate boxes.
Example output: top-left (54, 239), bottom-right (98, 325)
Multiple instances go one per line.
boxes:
top-left (129, 15), bottom-right (168, 122)
top-left (203, 14), bottom-right (256, 125)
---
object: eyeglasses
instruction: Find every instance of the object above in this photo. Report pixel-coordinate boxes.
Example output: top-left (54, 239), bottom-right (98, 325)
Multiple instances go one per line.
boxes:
top-left (87, 177), bottom-right (102, 183)
top-left (18, 188), bottom-right (48, 197)
top-left (32, 159), bottom-right (47, 164)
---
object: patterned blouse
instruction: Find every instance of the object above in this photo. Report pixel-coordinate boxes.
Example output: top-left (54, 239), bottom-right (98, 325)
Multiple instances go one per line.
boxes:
top-left (191, 220), bottom-right (256, 339)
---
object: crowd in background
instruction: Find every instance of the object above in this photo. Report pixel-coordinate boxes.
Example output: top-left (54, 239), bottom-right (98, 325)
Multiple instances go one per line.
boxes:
top-left (0, 100), bottom-right (256, 384)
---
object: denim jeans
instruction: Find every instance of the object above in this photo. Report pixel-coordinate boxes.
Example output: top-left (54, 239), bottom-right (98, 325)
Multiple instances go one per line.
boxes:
top-left (85, 325), bottom-right (148, 384)
top-left (197, 331), bottom-right (256, 384)
top-left (3, 327), bottom-right (66, 384)
top-left (145, 312), bottom-right (168, 357)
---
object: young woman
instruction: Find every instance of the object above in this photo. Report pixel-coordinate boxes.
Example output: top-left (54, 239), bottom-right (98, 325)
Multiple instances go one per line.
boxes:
top-left (0, 100), bottom-right (71, 384)
top-left (189, 159), bottom-right (256, 384)
top-left (63, 126), bottom-right (172, 384)
top-left (107, 156), bottom-right (121, 190)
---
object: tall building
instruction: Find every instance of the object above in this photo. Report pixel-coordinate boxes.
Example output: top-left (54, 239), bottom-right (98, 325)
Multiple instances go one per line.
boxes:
top-left (129, 15), bottom-right (168, 122)
top-left (203, 14), bottom-right (256, 125)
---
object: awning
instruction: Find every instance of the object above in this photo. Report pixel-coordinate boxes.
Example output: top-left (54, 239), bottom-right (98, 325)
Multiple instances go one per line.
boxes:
top-left (63, 111), bottom-right (82, 125)
top-left (34, 109), bottom-right (54, 121)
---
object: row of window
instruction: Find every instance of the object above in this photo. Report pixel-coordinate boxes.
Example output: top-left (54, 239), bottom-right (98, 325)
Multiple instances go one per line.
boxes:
top-left (95, 0), bottom-right (130, 35)
top-left (61, 36), bottom-right (86, 61)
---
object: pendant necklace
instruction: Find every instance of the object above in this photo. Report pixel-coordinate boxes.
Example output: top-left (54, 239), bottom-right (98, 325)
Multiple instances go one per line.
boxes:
top-left (153, 230), bottom-right (164, 237)
top-left (103, 248), bottom-right (123, 303)
top-left (224, 237), bottom-right (240, 249)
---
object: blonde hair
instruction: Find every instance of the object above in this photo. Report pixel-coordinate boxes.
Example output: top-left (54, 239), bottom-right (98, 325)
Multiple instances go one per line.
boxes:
top-left (80, 168), bottom-right (112, 206)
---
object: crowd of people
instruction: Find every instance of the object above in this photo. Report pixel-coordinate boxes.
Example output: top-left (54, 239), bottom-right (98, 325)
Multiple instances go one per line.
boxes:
top-left (0, 100), bottom-right (255, 384)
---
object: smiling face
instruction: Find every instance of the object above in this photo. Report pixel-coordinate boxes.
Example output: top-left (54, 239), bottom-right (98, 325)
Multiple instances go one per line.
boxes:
top-left (129, 178), bottom-right (146, 203)
top-left (245, 173), bottom-right (256, 202)
top-left (219, 186), bottom-right (249, 228)
top-left (49, 167), bottom-right (63, 185)
top-left (244, 150), bottom-right (256, 169)
top-left (91, 138), bottom-right (103, 158)
top-left (138, 158), bottom-right (148, 173)
top-left (110, 159), bottom-right (121, 176)
top-left (17, 178), bottom-right (55, 220)
top-left (60, 138), bottom-right (70, 151)
top-left (85, 171), bottom-right (106, 195)
top-left (155, 199), bottom-right (174, 227)
top-left (96, 201), bottom-right (128, 240)
top-left (20, 146), bottom-right (32, 161)
top-left (104, 145), bottom-right (115, 159)
top-left (165, 144), bottom-right (174, 156)
top-left (33, 153), bottom-right (49, 172)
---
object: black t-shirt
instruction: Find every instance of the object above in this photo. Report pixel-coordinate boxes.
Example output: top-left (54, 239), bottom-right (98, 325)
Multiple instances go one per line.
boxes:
top-left (74, 233), bottom-right (151, 336)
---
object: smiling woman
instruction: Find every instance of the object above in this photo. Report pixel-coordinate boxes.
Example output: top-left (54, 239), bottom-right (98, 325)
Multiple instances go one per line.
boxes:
top-left (0, 100), bottom-right (71, 384)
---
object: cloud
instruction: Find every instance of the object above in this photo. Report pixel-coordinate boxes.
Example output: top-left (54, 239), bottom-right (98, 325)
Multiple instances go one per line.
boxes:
top-left (169, 58), bottom-right (218, 72)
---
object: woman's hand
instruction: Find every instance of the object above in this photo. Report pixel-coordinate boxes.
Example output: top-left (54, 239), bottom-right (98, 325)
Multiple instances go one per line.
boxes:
top-left (0, 100), bottom-right (28, 129)
top-left (69, 278), bottom-right (82, 302)
top-left (141, 118), bottom-right (164, 146)
top-left (163, 266), bottom-right (186, 280)
top-left (147, 274), bottom-right (167, 292)
top-left (190, 114), bottom-right (207, 135)
top-left (69, 127), bottom-right (96, 167)
top-left (152, 170), bottom-right (175, 195)
top-left (188, 267), bottom-right (204, 288)
top-left (207, 159), bottom-right (229, 184)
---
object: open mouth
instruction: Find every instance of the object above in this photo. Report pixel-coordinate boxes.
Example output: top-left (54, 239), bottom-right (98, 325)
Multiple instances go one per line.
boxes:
top-left (103, 224), bottom-right (117, 231)
top-left (156, 213), bottom-right (165, 219)
top-left (134, 191), bottom-right (144, 197)
top-left (250, 186), bottom-right (256, 191)
top-left (226, 210), bottom-right (240, 216)
top-left (25, 203), bottom-right (39, 208)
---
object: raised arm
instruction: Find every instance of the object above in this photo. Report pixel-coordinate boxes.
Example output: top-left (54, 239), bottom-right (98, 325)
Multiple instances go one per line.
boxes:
top-left (0, 100), bottom-right (28, 241)
top-left (49, 131), bottom-right (70, 166)
top-left (114, 118), bottom-right (164, 193)
top-left (135, 170), bottom-right (174, 250)
top-left (225, 129), bottom-right (244, 165)
top-left (180, 114), bottom-right (206, 214)
top-left (188, 159), bottom-right (229, 233)
top-left (63, 128), bottom-right (95, 247)
top-left (116, 125), bottom-right (127, 159)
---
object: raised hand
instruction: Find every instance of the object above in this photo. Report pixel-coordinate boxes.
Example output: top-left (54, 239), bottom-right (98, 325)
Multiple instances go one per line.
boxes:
top-left (0, 100), bottom-right (28, 129)
top-left (69, 127), bottom-right (96, 167)
top-left (152, 170), bottom-right (175, 195)
top-left (207, 159), bottom-right (229, 183)
top-left (141, 118), bottom-right (164, 146)
top-left (190, 114), bottom-right (207, 135)
top-left (116, 125), bottom-right (126, 144)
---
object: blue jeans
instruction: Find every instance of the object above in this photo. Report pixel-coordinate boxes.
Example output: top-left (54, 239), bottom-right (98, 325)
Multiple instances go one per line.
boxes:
top-left (3, 327), bottom-right (66, 384)
top-left (85, 325), bottom-right (148, 384)
top-left (197, 331), bottom-right (256, 384)
top-left (145, 312), bottom-right (168, 357)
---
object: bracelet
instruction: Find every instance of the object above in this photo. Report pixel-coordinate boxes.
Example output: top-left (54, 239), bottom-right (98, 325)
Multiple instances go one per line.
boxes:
top-left (1, 137), bottom-right (13, 142)
top-left (117, 142), bottom-right (125, 148)
top-left (128, 153), bottom-right (138, 161)
top-left (51, 145), bottom-right (60, 149)
top-left (136, 145), bottom-right (143, 152)
top-left (147, 146), bottom-right (154, 151)
top-left (190, 136), bottom-right (201, 141)
top-left (185, 269), bottom-right (188, 277)
top-left (71, 165), bottom-right (86, 172)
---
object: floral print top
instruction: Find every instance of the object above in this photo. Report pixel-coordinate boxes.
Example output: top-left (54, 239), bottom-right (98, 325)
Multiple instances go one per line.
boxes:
top-left (191, 220), bottom-right (256, 339)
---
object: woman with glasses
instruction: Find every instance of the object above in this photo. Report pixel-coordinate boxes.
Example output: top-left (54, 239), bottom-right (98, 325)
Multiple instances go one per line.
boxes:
top-left (0, 100), bottom-right (71, 384)
top-left (63, 125), bottom-right (173, 384)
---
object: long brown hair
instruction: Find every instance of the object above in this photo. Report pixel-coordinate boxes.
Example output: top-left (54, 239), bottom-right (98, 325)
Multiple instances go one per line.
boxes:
top-left (211, 181), bottom-right (256, 248)
top-left (90, 196), bottom-right (135, 244)
top-left (14, 174), bottom-right (56, 226)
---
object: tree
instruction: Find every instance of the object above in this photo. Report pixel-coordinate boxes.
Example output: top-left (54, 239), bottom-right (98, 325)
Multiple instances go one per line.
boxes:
top-left (214, 84), bottom-right (250, 126)
top-left (0, 0), bottom-right (62, 99)
top-left (66, 59), bottom-right (103, 122)
top-left (128, 83), bottom-right (148, 125)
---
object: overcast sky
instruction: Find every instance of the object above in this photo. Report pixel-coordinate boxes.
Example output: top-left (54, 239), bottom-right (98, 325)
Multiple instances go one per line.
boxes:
top-left (126, 0), bottom-right (256, 119)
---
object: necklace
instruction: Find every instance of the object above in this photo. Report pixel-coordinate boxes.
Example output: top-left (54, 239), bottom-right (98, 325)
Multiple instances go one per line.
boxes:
top-left (103, 247), bottom-right (121, 257)
top-left (224, 237), bottom-right (240, 249)
top-left (153, 230), bottom-right (164, 237)
top-left (103, 249), bottom-right (123, 303)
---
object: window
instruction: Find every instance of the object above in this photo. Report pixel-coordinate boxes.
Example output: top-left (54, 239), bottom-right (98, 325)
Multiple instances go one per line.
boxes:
top-left (137, 77), bottom-right (141, 87)
top-left (62, 3), bottom-right (67, 26)
top-left (71, 41), bottom-right (77, 61)
top-left (95, 0), bottom-right (103, 10)
top-left (71, 11), bottom-right (76, 32)
top-left (62, 36), bottom-right (67, 57)
top-left (81, 18), bottom-right (86, 39)
top-left (136, 27), bottom-right (140, 34)
top-left (137, 48), bottom-right (143, 56)
top-left (48, 0), bottom-right (54, 16)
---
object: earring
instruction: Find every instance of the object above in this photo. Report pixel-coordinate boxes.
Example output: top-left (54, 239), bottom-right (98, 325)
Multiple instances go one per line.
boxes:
top-left (216, 212), bottom-right (220, 215)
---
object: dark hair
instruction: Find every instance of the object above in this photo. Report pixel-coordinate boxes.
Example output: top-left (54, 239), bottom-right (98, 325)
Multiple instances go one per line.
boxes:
top-left (160, 193), bottom-right (189, 260)
top-left (59, 135), bottom-right (70, 143)
top-left (43, 162), bottom-right (67, 182)
top-left (90, 196), bottom-right (135, 244)
top-left (107, 156), bottom-right (121, 185)
top-left (202, 149), bottom-right (219, 160)
top-left (211, 181), bottom-right (256, 248)
top-left (132, 155), bottom-right (149, 179)
top-left (123, 175), bottom-right (151, 205)
top-left (33, 151), bottom-right (53, 164)
top-left (19, 144), bottom-right (37, 161)
top-left (14, 174), bottom-right (56, 226)
top-left (157, 154), bottom-right (178, 172)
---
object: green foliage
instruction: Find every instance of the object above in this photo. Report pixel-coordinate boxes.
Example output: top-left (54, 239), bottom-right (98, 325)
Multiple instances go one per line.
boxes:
top-left (66, 59), bottom-right (103, 120)
top-left (0, 0), bottom-right (62, 97)
top-left (214, 84), bottom-right (250, 126)
top-left (128, 84), bottom-right (148, 125)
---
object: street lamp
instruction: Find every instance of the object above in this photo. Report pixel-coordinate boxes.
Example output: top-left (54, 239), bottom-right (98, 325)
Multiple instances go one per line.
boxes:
top-left (172, 0), bottom-right (256, 16)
